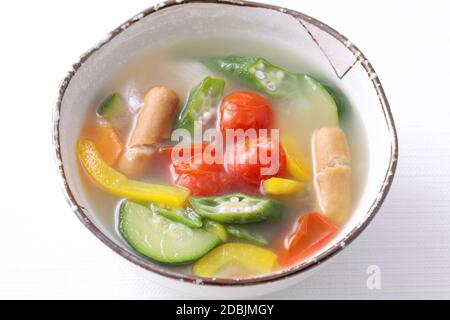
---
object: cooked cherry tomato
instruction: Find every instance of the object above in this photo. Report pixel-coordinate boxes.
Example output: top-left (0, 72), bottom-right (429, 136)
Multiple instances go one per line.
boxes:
top-left (220, 91), bottom-right (273, 133)
top-left (163, 143), bottom-right (221, 173)
top-left (175, 171), bottom-right (232, 196)
top-left (172, 150), bottom-right (223, 174)
top-left (170, 144), bottom-right (232, 196)
top-left (225, 136), bottom-right (286, 186)
top-left (277, 212), bottom-right (337, 266)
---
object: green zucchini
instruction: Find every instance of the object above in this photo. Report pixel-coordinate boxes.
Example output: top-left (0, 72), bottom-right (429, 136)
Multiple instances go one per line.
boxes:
top-left (119, 201), bottom-right (219, 264)
top-left (98, 93), bottom-right (126, 119)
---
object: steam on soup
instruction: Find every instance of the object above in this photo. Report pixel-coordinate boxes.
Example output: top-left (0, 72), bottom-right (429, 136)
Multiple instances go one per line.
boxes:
top-left (76, 37), bottom-right (367, 279)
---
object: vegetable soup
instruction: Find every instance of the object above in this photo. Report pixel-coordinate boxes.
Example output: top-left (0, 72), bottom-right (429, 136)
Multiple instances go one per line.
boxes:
top-left (77, 35), bottom-right (368, 279)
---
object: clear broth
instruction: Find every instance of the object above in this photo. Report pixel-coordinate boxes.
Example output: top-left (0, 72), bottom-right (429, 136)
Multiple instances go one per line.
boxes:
top-left (78, 35), bottom-right (368, 278)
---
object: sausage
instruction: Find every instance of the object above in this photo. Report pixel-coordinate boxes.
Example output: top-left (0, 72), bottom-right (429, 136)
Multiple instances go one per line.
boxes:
top-left (117, 86), bottom-right (179, 177)
top-left (116, 146), bottom-right (156, 178)
top-left (129, 86), bottom-right (179, 147)
top-left (312, 127), bottom-right (351, 225)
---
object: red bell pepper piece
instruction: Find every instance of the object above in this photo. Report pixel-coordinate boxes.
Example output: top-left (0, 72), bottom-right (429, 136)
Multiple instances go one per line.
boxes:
top-left (278, 212), bottom-right (337, 266)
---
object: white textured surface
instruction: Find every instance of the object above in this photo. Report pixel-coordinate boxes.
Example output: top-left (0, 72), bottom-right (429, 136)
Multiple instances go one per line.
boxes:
top-left (0, 0), bottom-right (449, 299)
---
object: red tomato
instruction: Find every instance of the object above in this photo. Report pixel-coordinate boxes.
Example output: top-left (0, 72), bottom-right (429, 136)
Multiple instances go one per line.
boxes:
top-left (160, 143), bottom-right (208, 157)
top-left (175, 171), bottom-right (233, 196)
top-left (225, 136), bottom-right (286, 186)
top-left (172, 148), bottom-right (223, 174)
top-left (277, 212), bottom-right (337, 266)
top-left (220, 91), bottom-right (273, 133)
top-left (170, 144), bottom-right (232, 196)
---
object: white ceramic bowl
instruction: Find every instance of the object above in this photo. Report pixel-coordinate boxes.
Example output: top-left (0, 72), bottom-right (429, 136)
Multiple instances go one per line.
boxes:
top-left (53, 0), bottom-right (398, 298)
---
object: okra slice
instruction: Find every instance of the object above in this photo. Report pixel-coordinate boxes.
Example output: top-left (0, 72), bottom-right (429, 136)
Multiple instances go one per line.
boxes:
top-left (204, 56), bottom-right (300, 97)
top-left (226, 225), bottom-right (268, 246)
top-left (189, 193), bottom-right (284, 224)
top-left (150, 203), bottom-right (202, 228)
top-left (204, 56), bottom-right (340, 123)
top-left (176, 76), bottom-right (225, 133)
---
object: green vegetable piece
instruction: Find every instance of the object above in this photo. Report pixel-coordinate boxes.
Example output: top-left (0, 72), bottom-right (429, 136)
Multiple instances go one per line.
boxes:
top-left (176, 76), bottom-right (225, 133)
top-left (98, 93), bottom-right (126, 119)
top-left (189, 193), bottom-right (284, 224)
top-left (150, 203), bottom-right (202, 228)
top-left (204, 56), bottom-right (299, 97)
top-left (323, 84), bottom-right (349, 119)
top-left (119, 201), bottom-right (219, 264)
top-left (204, 220), bottom-right (228, 242)
top-left (204, 56), bottom-right (340, 122)
top-left (226, 225), bottom-right (268, 246)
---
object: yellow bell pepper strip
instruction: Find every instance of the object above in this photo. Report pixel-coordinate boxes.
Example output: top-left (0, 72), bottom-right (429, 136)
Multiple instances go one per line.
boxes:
top-left (262, 177), bottom-right (305, 196)
top-left (280, 138), bottom-right (311, 182)
top-left (285, 150), bottom-right (311, 181)
top-left (77, 139), bottom-right (189, 208)
top-left (192, 243), bottom-right (277, 278)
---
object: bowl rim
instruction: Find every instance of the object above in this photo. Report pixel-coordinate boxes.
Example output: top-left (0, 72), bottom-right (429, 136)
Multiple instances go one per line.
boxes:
top-left (53, 0), bottom-right (398, 287)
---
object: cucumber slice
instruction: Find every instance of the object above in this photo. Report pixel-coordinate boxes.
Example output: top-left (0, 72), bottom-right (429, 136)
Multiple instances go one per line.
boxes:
top-left (226, 226), bottom-right (268, 246)
top-left (150, 203), bottom-right (202, 228)
top-left (323, 84), bottom-right (349, 119)
top-left (189, 193), bottom-right (284, 224)
top-left (296, 74), bottom-right (339, 125)
top-left (98, 93), bottom-right (126, 119)
top-left (119, 201), bottom-right (219, 264)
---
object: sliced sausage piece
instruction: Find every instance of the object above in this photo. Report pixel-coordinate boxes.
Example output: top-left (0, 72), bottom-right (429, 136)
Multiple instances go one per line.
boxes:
top-left (117, 146), bottom-right (156, 178)
top-left (313, 127), bottom-right (350, 172)
top-left (315, 165), bottom-right (351, 224)
top-left (129, 86), bottom-right (179, 147)
top-left (117, 86), bottom-right (179, 177)
top-left (312, 127), bottom-right (351, 225)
